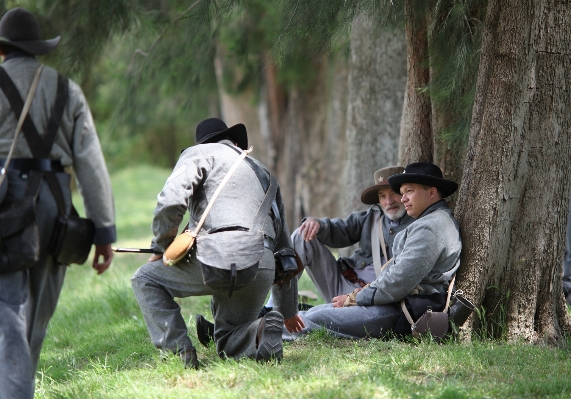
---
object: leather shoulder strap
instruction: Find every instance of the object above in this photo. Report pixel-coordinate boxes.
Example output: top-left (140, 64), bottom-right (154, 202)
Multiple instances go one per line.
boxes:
top-left (44, 74), bottom-right (69, 152)
top-left (191, 147), bottom-right (253, 236)
top-left (223, 143), bottom-right (282, 240)
top-left (251, 173), bottom-right (278, 232)
top-left (0, 66), bottom-right (48, 157)
top-left (379, 215), bottom-right (389, 263)
top-left (0, 68), bottom-right (69, 157)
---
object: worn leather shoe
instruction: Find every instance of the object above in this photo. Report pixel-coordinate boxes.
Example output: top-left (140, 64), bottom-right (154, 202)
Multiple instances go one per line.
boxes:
top-left (180, 347), bottom-right (199, 370)
top-left (255, 310), bottom-right (283, 362)
top-left (196, 314), bottom-right (215, 347)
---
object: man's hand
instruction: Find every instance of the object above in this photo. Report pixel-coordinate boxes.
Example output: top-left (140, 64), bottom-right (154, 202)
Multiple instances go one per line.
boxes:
top-left (148, 254), bottom-right (163, 262)
top-left (93, 244), bottom-right (113, 275)
top-left (332, 287), bottom-right (363, 308)
top-left (298, 217), bottom-right (320, 241)
top-left (332, 294), bottom-right (348, 308)
top-left (284, 314), bottom-right (305, 333)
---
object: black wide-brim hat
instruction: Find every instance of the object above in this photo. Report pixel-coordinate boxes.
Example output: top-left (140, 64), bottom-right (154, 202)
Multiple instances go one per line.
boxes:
top-left (195, 117), bottom-right (248, 150)
top-left (0, 8), bottom-right (60, 55)
top-left (388, 162), bottom-right (458, 198)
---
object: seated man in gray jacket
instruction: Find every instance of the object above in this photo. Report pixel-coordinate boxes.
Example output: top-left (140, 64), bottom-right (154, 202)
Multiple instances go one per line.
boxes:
top-left (286, 162), bottom-right (461, 339)
top-left (269, 166), bottom-right (415, 308)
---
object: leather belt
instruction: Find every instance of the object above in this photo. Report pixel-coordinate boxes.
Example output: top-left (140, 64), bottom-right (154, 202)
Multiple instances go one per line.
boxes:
top-left (0, 158), bottom-right (64, 173)
top-left (208, 227), bottom-right (274, 250)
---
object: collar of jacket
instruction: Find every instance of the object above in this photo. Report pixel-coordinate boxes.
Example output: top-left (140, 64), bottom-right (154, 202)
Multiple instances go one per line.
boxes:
top-left (4, 51), bottom-right (35, 62)
top-left (417, 199), bottom-right (449, 220)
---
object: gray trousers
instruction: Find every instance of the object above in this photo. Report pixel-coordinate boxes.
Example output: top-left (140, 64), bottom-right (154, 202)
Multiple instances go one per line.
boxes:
top-left (283, 302), bottom-right (401, 340)
top-left (292, 229), bottom-right (359, 303)
top-left (0, 171), bottom-right (68, 399)
top-left (131, 248), bottom-right (275, 359)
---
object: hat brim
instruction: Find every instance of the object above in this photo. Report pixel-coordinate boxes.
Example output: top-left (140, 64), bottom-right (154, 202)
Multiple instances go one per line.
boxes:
top-left (360, 183), bottom-right (391, 205)
top-left (195, 123), bottom-right (248, 150)
top-left (0, 36), bottom-right (60, 55)
top-left (388, 173), bottom-right (458, 198)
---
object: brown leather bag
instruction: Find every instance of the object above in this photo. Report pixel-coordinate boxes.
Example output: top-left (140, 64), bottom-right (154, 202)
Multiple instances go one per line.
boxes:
top-left (401, 275), bottom-right (456, 343)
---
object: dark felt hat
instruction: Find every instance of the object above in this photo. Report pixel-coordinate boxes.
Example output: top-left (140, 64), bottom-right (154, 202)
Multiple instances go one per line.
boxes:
top-left (360, 166), bottom-right (405, 205)
top-left (388, 162), bottom-right (458, 198)
top-left (0, 8), bottom-right (60, 55)
top-left (195, 118), bottom-right (248, 150)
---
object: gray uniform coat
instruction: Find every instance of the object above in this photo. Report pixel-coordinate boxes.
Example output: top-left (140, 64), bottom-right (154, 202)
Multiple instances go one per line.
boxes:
top-left (357, 200), bottom-right (461, 306)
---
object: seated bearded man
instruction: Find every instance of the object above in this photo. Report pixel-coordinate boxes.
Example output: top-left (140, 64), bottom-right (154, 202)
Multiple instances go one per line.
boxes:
top-left (284, 162), bottom-right (462, 339)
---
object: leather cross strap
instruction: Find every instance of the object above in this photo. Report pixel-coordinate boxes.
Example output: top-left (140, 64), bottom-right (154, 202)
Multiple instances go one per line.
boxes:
top-left (0, 65), bottom-right (43, 189)
top-left (0, 66), bottom-right (49, 156)
top-left (191, 147), bottom-right (253, 236)
top-left (379, 216), bottom-right (389, 263)
top-left (372, 211), bottom-right (389, 277)
top-left (401, 274), bottom-right (456, 326)
top-left (222, 143), bottom-right (282, 244)
top-left (0, 66), bottom-right (70, 216)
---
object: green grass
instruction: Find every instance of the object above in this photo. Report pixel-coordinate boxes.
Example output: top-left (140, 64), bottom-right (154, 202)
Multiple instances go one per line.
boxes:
top-left (37, 166), bottom-right (571, 398)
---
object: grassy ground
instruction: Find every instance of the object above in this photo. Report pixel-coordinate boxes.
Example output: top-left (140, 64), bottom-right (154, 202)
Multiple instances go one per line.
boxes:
top-left (36, 166), bottom-right (571, 398)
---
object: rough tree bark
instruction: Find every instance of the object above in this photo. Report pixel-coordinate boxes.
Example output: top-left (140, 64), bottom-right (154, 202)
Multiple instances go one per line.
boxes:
top-left (214, 49), bottom-right (270, 167)
top-left (398, 0), bottom-right (433, 166)
top-left (455, 0), bottom-right (571, 343)
top-left (342, 14), bottom-right (407, 217)
top-left (276, 56), bottom-right (348, 229)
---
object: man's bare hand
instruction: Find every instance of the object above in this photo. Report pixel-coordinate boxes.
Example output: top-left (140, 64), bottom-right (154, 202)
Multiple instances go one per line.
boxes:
top-left (148, 254), bottom-right (163, 262)
top-left (332, 294), bottom-right (348, 308)
top-left (284, 314), bottom-right (305, 333)
top-left (298, 217), bottom-right (320, 241)
top-left (93, 244), bottom-right (113, 275)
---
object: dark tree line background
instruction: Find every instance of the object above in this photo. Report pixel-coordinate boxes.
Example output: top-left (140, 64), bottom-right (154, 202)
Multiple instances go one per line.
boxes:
top-left (2, 0), bottom-right (571, 343)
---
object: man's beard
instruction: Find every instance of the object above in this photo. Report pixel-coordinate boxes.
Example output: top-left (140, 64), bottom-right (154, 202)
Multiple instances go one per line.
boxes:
top-left (383, 205), bottom-right (407, 221)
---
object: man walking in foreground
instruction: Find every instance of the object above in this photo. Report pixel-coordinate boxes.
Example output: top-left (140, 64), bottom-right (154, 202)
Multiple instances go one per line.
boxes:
top-left (286, 162), bottom-right (461, 339)
top-left (0, 8), bottom-right (116, 399)
top-left (131, 118), bottom-right (303, 368)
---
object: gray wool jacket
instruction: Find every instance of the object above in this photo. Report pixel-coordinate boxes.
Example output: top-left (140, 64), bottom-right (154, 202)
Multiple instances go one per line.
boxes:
top-left (151, 141), bottom-right (298, 317)
top-left (0, 56), bottom-right (115, 244)
top-left (356, 200), bottom-right (462, 306)
top-left (313, 206), bottom-right (414, 269)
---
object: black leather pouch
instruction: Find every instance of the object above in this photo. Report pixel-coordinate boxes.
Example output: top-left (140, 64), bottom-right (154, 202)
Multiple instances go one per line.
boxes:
top-left (273, 247), bottom-right (303, 288)
top-left (49, 211), bottom-right (95, 265)
top-left (0, 172), bottom-right (42, 273)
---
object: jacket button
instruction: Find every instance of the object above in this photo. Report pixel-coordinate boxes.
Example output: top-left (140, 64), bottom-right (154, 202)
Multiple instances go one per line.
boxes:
top-left (361, 262), bottom-right (365, 266)
top-left (389, 229), bottom-right (394, 234)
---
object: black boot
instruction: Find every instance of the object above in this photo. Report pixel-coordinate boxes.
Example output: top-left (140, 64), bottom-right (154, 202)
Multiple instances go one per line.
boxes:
top-left (255, 311), bottom-right (284, 362)
top-left (180, 348), bottom-right (199, 370)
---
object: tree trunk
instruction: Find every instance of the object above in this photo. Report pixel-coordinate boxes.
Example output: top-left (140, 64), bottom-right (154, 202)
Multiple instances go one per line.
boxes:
top-left (455, 0), bottom-right (571, 343)
top-left (342, 14), bottom-right (407, 217)
top-left (398, 0), bottom-right (432, 166)
top-left (213, 51), bottom-right (270, 167)
top-left (275, 56), bottom-right (347, 229)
